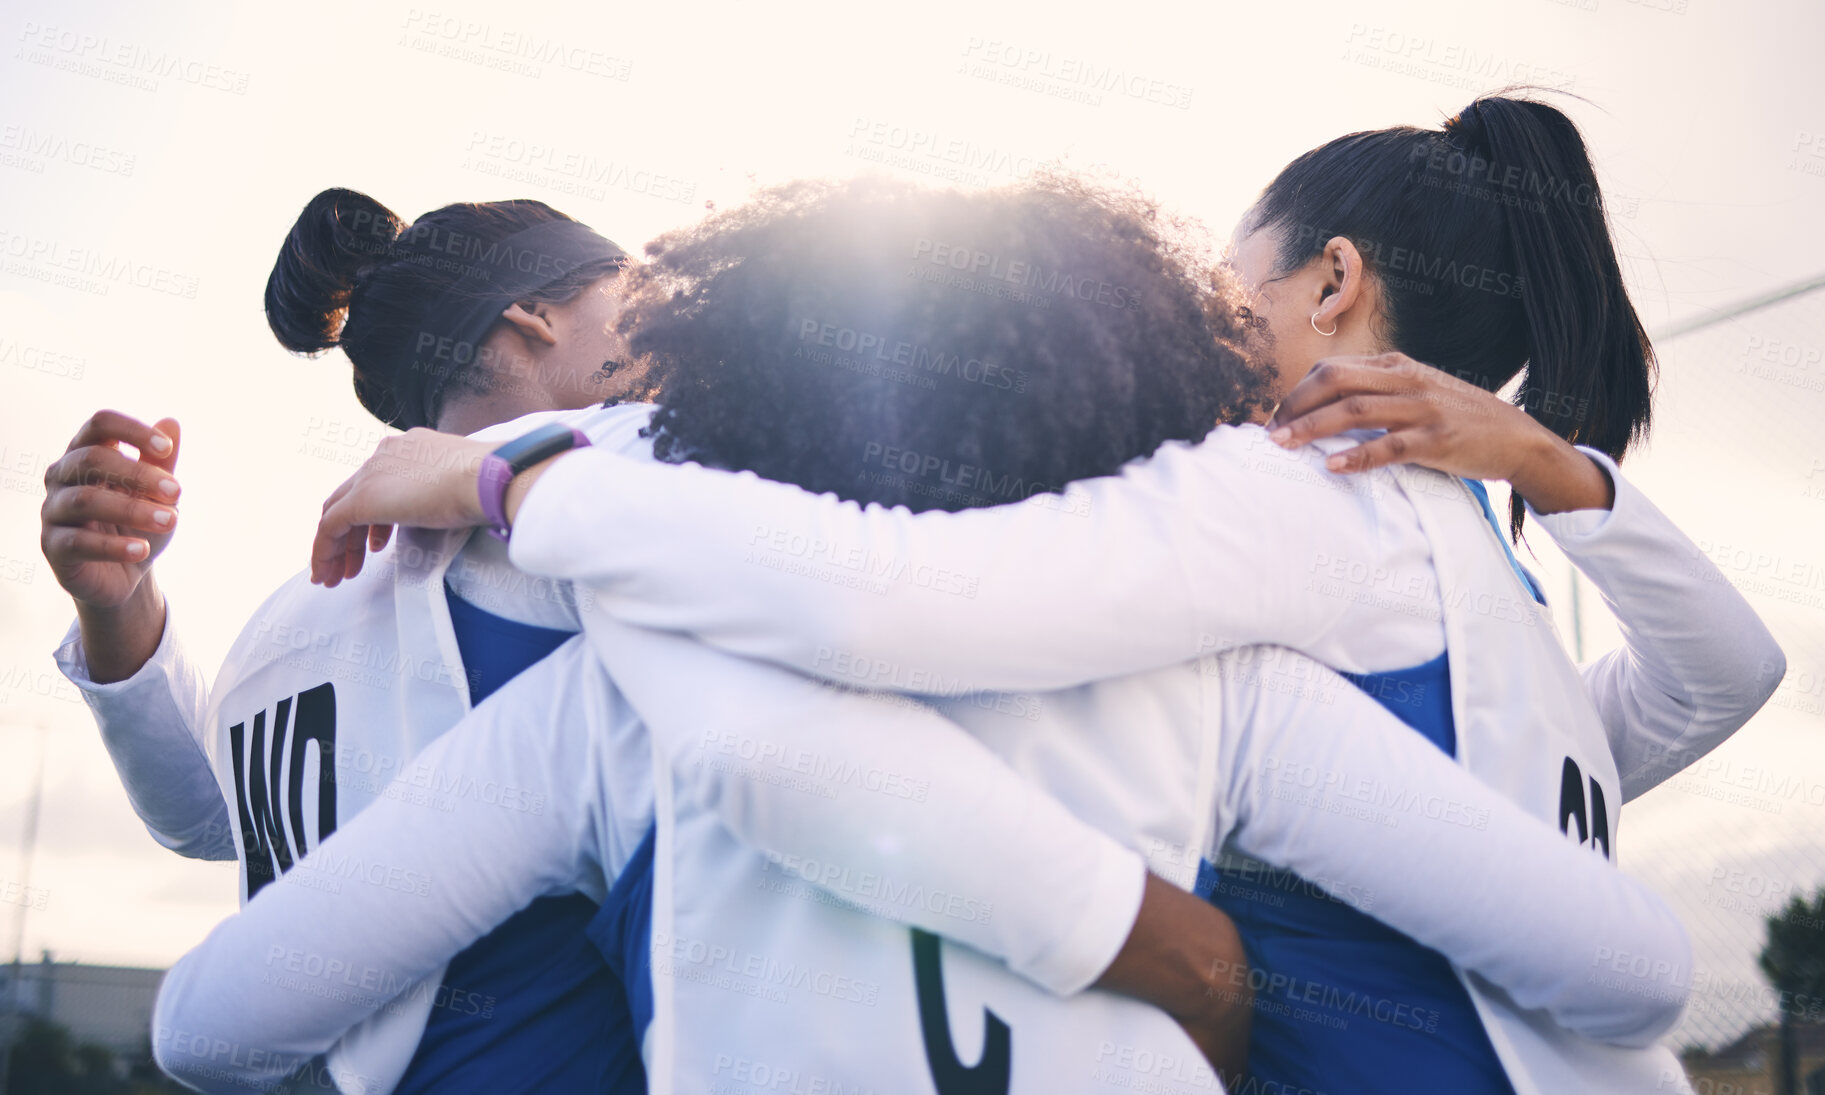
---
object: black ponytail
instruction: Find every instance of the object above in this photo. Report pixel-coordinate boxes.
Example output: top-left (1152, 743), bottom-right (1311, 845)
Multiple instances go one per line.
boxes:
top-left (264, 189), bottom-right (628, 430)
top-left (1464, 97), bottom-right (1655, 523)
top-left (1251, 92), bottom-right (1655, 537)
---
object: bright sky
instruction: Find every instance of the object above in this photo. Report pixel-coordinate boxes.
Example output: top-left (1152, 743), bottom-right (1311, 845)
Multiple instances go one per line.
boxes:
top-left (0, 0), bottom-right (1819, 1051)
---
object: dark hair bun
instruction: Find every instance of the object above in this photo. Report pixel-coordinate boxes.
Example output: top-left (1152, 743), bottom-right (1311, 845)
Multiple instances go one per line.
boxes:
top-left (265, 188), bottom-right (403, 354)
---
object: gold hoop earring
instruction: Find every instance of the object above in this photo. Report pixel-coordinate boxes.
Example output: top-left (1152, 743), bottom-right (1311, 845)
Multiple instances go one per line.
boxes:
top-left (1311, 312), bottom-right (1337, 337)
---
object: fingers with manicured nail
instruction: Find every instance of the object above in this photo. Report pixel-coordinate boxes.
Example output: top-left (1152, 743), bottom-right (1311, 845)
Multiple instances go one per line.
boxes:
top-left (41, 525), bottom-right (151, 564)
top-left (67, 409), bottom-right (174, 460)
top-left (41, 485), bottom-right (178, 534)
top-left (1275, 394), bottom-right (1429, 448)
top-left (45, 443), bottom-right (183, 503)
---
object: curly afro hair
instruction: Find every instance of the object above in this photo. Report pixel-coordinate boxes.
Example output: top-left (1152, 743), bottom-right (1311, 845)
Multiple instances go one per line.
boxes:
top-left (619, 172), bottom-right (1271, 512)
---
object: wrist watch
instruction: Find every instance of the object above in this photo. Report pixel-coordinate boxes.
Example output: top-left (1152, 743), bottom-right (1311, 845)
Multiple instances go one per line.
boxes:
top-left (477, 422), bottom-right (592, 541)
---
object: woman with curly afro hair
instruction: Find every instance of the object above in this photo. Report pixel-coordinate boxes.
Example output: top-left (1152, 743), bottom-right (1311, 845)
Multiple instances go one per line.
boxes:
top-left (623, 171), bottom-right (1271, 509)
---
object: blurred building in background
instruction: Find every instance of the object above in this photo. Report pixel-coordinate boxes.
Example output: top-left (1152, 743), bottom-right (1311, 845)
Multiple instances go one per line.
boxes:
top-left (0, 952), bottom-right (169, 1093)
top-left (0, 953), bottom-right (162, 1060)
top-left (1681, 1021), bottom-right (1825, 1095)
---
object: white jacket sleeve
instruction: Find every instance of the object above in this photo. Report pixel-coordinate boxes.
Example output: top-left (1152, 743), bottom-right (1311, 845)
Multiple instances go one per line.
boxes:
top-left (1532, 450), bottom-right (1787, 802)
top-left (153, 636), bottom-right (623, 1095)
top-left (511, 426), bottom-right (1384, 691)
top-left (579, 614), bottom-right (1146, 997)
top-left (1215, 649), bottom-right (1691, 1047)
top-left (53, 603), bottom-right (234, 860)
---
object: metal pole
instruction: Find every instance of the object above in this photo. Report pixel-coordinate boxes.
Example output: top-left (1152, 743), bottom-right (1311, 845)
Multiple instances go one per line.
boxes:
top-left (1651, 272), bottom-right (1825, 341)
top-left (0, 727), bottom-right (47, 1095)
top-left (9, 730), bottom-right (46, 968)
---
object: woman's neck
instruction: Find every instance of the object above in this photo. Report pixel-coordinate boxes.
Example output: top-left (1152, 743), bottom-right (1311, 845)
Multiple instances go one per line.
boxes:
top-left (435, 392), bottom-right (542, 437)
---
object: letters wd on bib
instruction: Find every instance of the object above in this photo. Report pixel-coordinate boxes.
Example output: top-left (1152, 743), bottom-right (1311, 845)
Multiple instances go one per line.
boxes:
top-left (203, 524), bottom-right (487, 1093)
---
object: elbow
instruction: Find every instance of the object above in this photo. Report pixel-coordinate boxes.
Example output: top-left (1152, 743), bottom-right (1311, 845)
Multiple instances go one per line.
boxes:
top-left (1729, 613), bottom-right (1786, 715)
top-left (1592, 994), bottom-right (1688, 1050)
top-left (152, 962), bottom-right (261, 1094)
top-left (152, 969), bottom-right (209, 1091)
top-left (140, 801), bottom-right (238, 862)
top-left (1594, 993), bottom-right (1688, 1050)
top-left (147, 823), bottom-right (236, 863)
top-left (1579, 915), bottom-right (1694, 1048)
top-left (1749, 638), bottom-right (1788, 713)
top-left (151, 1038), bottom-right (213, 1094)
top-left (1697, 629), bottom-right (1787, 741)
top-left (1708, 632), bottom-right (1788, 735)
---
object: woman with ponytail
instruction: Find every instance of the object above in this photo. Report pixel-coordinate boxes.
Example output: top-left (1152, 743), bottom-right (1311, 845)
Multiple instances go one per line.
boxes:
top-left (1236, 94), bottom-right (1654, 535)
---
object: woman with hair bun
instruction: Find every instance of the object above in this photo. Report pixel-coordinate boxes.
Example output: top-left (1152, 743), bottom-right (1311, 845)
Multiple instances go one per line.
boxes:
top-left (265, 187), bottom-right (641, 434)
top-left (46, 190), bottom-right (652, 1093)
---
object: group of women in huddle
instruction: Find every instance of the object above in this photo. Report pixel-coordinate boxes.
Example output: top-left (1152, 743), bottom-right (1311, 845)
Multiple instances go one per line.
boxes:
top-left (42, 93), bottom-right (1783, 1095)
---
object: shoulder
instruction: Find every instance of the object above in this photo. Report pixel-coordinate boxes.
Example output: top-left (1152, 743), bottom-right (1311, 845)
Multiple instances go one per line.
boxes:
top-left (1149, 424), bottom-right (1394, 518)
top-left (573, 401), bottom-right (658, 458)
top-left (211, 557), bottom-right (398, 697)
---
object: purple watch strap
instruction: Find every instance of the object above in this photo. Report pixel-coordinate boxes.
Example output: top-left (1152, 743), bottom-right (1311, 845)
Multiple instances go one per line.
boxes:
top-left (478, 452), bottom-right (516, 541)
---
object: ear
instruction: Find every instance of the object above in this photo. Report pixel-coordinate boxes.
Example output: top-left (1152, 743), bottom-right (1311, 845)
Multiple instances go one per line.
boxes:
top-left (498, 301), bottom-right (559, 347)
top-left (1312, 236), bottom-right (1370, 330)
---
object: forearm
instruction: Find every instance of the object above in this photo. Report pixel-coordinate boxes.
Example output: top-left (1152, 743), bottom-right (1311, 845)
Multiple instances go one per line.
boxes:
top-left (513, 430), bottom-right (1355, 693)
top-left (73, 571), bottom-right (166, 684)
top-left (1095, 872), bottom-right (1253, 1084)
top-left (54, 600), bottom-right (234, 860)
top-left (1219, 650), bottom-right (1690, 1045)
top-left (582, 614), bottom-right (1146, 996)
top-left (1507, 431), bottom-right (1614, 515)
top-left (514, 450), bottom-right (1202, 693)
top-left (1539, 450), bottom-right (1787, 798)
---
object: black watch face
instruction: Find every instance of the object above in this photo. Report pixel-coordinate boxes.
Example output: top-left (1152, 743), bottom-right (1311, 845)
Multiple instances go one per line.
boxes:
top-left (494, 422), bottom-right (579, 471)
